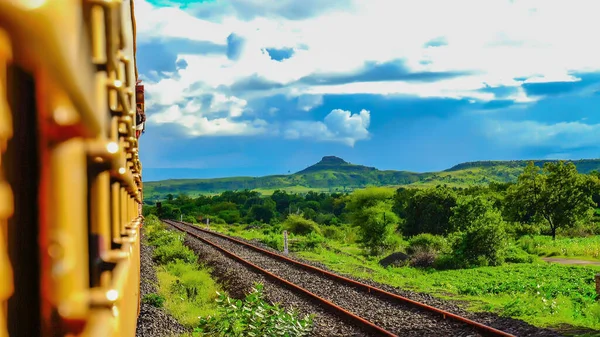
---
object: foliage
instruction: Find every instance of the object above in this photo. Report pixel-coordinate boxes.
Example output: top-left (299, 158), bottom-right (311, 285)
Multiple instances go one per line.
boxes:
top-left (196, 284), bottom-right (313, 337)
top-left (451, 205), bottom-right (508, 267)
top-left (504, 244), bottom-right (537, 264)
top-left (152, 233), bottom-right (197, 265)
top-left (321, 225), bottom-right (345, 241)
top-left (404, 186), bottom-right (458, 236)
top-left (518, 235), bottom-right (600, 258)
top-left (290, 232), bottom-right (325, 252)
top-left (449, 195), bottom-right (498, 233)
top-left (505, 162), bottom-right (598, 239)
top-left (143, 216), bottom-right (220, 327)
top-left (407, 233), bottom-right (449, 255)
top-left (142, 293), bottom-right (166, 308)
top-left (283, 214), bottom-right (320, 235)
top-left (408, 248), bottom-right (438, 268)
top-left (346, 187), bottom-right (399, 255)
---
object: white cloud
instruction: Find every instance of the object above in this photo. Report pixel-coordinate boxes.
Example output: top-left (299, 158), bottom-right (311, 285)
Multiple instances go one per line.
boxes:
top-left (297, 94), bottom-right (323, 111)
top-left (136, 0), bottom-right (600, 139)
top-left (148, 104), bottom-right (267, 137)
top-left (137, 0), bottom-right (600, 105)
top-left (284, 109), bottom-right (371, 146)
top-left (486, 120), bottom-right (600, 149)
top-left (134, 0), bottom-right (229, 44)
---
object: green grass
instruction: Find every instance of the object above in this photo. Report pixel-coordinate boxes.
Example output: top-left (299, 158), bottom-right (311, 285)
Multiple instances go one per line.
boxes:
top-left (202, 223), bottom-right (600, 334)
top-left (156, 261), bottom-right (220, 327)
top-left (296, 250), bottom-right (600, 331)
top-left (519, 236), bottom-right (600, 259)
top-left (144, 215), bottom-right (220, 327)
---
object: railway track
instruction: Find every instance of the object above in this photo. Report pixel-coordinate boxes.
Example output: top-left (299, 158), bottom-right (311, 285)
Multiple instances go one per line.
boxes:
top-left (163, 219), bottom-right (517, 337)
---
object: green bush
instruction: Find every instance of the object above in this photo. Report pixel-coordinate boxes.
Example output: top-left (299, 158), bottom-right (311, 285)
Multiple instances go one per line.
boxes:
top-left (504, 244), bottom-right (536, 264)
top-left (284, 214), bottom-right (320, 235)
top-left (196, 283), bottom-right (313, 336)
top-left (504, 221), bottom-right (542, 237)
top-left (382, 233), bottom-right (405, 252)
top-left (260, 233), bottom-right (283, 251)
top-left (321, 225), bottom-right (344, 241)
top-left (164, 260), bottom-right (219, 304)
top-left (150, 231), bottom-right (197, 264)
top-left (451, 208), bottom-right (508, 268)
top-left (291, 233), bottom-right (325, 251)
top-left (142, 293), bottom-right (165, 308)
top-left (218, 210), bottom-right (241, 224)
top-left (210, 217), bottom-right (227, 225)
top-left (407, 233), bottom-right (449, 254)
top-left (183, 215), bottom-right (197, 224)
top-left (432, 254), bottom-right (460, 270)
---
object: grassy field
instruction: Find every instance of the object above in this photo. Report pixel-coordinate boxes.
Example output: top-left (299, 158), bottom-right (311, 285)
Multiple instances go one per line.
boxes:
top-left (201, 222), bottom-right (600, 334)
top-left (518, 236), bottom-right (600, 259)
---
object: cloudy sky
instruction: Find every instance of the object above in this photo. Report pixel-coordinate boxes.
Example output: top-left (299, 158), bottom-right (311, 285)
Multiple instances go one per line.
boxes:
top-left (136, 0), bottom-right (600, 181)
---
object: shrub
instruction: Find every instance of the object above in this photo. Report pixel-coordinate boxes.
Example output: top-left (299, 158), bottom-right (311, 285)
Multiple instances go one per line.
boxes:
top-left (210, 217), bottom-right (227, 225)
top-left (407, 233), bottom-right (449, 254)
top-left (409, 247), bottom-right (437, 268)
top-left (321, 225), bottom-right (344, 241)
top-left (504, 244), bottom-right (536, 264)
top-left (451, 207), bottom-right (508, 268)
top-left (291, 233), bottom-right (325, 251)
top-left (153, 235), bottom-right (197, 265)
top-left (183, 215), bottom-right (197, 224)
top-left (382, 233), bottom-right (405, 252)
top-left (142, 293), bottom-right (165, 308)
top-left (433, 254), bottom-right (460, 270)
top-left (504, 221), bottom-right (542, 237)
top-left (197, 283), bottom-right (313, 337)
top-left (283, 214), bottom-right (320, 235)
top-left (261, 223), bottom-right (282, 235)
top-left (218, 210), bottom-right (241, 224)
top-left (260, 233), bottom-right (283, 251)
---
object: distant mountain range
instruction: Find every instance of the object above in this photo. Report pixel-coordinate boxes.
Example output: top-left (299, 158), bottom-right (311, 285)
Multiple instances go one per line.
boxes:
top-left (142, 156), bottom-right (600, 202)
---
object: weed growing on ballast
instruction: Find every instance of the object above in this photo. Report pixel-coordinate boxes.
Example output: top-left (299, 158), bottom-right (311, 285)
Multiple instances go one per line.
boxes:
top-left (194, 283), bottom-right (314, 337)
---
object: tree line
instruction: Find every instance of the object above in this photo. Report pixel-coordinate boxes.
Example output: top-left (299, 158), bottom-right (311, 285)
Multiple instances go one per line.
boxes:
top-left (144, 161), bottom-right (600, 266)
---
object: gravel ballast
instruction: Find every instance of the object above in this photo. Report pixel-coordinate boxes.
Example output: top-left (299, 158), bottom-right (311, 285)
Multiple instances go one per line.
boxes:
top-left (135, 232), bottom-right (189, 337)
top-left (183, 233), bottom-right (367, 337)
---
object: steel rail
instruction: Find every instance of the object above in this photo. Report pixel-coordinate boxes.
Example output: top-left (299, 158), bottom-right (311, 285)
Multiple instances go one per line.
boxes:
top-left (168, 219), bottom-right (516, 337)
top-left (164, 220), bottom-right (397, 337)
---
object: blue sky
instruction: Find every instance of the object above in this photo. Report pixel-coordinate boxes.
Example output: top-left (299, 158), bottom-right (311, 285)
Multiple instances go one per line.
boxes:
top-left (135, 0), bottom-right (600, 181)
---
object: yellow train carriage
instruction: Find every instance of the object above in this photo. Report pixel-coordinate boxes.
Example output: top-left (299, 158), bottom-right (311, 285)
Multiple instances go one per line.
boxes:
top-left (0, 1), bottom-right (145, 336)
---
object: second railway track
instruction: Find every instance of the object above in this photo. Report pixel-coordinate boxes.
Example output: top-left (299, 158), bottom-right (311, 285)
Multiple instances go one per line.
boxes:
top-left (163, 219), bottom-right (517, 337)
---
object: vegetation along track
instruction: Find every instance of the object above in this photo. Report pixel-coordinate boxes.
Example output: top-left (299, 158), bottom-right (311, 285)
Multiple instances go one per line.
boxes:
top-left (163, 219), bottom-right (517, 337)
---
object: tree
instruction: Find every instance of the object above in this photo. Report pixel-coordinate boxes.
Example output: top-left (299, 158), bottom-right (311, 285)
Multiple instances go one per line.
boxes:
top-left (539, 162), bottom-right (596, 239)
top-left (449, 195), bottom-right (497, 233)
top-left (505, 161), bottom-right (597, 240)
top-left (248, 199), bottom-right (276, 223)
top-left (403, 186), bottom-right (458, 236)
top-left (392, 187), bottom-right (417, 218)
top-left (271, 190), bottom-right (291, 214)
top-left (585, 171), bottom-right (600, 209)
top-left (503, 162), bottom-right (543, 225)
top-left (346, 187), bottom-right (398, 255)
top-left (451, 206), bottom-right (508, 267)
